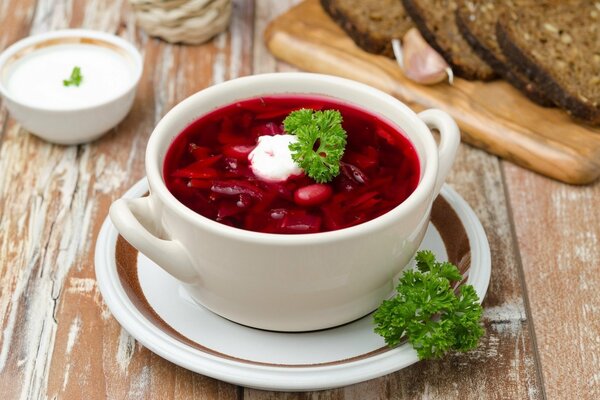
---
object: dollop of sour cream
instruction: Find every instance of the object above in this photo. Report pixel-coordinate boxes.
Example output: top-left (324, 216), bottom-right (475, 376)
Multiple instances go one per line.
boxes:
top-left (248, 134), bottom-right (302, 181)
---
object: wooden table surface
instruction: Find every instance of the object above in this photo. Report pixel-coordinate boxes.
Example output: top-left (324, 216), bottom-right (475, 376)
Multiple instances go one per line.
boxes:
top-left (0, 1), bottom-right (598, 399)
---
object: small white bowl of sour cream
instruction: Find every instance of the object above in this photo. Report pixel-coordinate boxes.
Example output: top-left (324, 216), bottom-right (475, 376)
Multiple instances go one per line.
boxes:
top-left (0, 29), bottom-right (142, 145)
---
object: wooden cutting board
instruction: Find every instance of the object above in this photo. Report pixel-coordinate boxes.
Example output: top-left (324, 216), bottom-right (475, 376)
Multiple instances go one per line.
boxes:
top-left (264, 0), bottom-right (600, 184)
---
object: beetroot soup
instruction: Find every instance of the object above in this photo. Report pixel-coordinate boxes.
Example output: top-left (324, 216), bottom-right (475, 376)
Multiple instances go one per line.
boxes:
top-left (163, 95), bottom-right (420, 234)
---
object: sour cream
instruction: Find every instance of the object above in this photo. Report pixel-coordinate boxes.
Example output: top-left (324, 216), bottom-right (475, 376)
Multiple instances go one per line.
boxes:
top-left (248, 134), bottom-right (303, 181)
top-left (6, 43), bottom-right (133, 109)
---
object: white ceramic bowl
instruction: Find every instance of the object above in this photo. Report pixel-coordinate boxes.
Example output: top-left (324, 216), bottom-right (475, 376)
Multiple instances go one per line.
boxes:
top-left (0, 29), bottom-right (143, 144)
top-left (110, 73), bottom-right (461, 332)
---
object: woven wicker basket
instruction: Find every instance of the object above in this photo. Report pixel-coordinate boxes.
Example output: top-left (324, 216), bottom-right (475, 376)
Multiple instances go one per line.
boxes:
top-left (129, 0), bottom-right (232, 44)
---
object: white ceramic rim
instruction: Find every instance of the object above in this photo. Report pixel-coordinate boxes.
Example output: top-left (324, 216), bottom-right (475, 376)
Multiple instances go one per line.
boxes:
top-left (146, 72), bottom-right (441, 245)
top-left (95, 178), bottom-right (491, 391)
top-left (0, 29), bottom-right (143, 112)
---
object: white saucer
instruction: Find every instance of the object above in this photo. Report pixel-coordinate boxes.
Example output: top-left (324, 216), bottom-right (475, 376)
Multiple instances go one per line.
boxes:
top-left (95, 178), bottom-right (491, 391)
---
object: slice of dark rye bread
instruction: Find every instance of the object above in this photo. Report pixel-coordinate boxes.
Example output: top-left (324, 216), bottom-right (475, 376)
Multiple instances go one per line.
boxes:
top-left (497, 2), bottom-right (600, 125)
top-left (320, 0), bottom-right (414, 58)
top-left (401, 0), bottom-right (496, 81)
top-left (455, 0), bottom-right (554, 106)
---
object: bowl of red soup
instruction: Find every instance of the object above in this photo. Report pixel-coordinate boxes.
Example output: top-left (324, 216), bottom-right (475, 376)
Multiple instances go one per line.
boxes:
top-left (110, 73), bottom-right (460, 331)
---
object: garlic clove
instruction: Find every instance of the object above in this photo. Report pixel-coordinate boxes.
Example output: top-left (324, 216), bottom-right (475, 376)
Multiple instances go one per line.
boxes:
top-left (393, 28), bottom-right (453, 85)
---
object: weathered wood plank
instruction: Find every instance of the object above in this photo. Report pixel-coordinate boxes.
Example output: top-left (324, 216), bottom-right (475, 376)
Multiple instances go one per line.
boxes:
top-left (0, 2), bottom-right (60, 399)
top-left (0, 0), bottom-right (37, 50)
top-left (0, 0), bottom-right (249, 399)
top-left (503, 163), bottom-right (600, 399)
top-left (253, 0), bottom-right (302, 75)
top-left (0, 0), bottom-right (38, 144)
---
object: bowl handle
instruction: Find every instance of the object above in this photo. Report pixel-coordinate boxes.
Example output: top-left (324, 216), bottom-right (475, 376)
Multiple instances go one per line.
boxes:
top-left (109, 197), bottom-right (197, 283)
top-left (417, 109), bottom-right (461, 197)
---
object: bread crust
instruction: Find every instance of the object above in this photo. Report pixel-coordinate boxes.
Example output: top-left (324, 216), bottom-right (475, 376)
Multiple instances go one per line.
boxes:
top-left (402, 0), bottom-right (496, 81)
top-left (455, 6), bottom-right (553, 106)
top-left (497, 18), bottom-right (600, 125)
top-left (320, 0), bottom-right (405, 58)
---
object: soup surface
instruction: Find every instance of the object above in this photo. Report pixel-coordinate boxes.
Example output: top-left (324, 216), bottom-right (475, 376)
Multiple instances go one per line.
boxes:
top-left (163, 95), bottom-right (420, 234)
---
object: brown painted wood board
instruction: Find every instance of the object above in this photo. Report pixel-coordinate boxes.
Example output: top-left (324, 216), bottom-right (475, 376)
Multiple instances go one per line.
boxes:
top-left (264, 0), bottom-right (600, 185)
top-left (503, 162), bottom-right (600, 399)
top-left (0, 0), bottom-right (248, 398)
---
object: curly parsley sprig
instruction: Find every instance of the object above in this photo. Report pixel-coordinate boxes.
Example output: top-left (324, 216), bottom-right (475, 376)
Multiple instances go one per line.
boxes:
top-left (284, 109), bottom-right (347, 183)
top-left (373, 250), bottom-right (484, 360)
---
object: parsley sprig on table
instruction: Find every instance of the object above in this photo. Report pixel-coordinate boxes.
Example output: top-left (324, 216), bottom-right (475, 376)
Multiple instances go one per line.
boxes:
top-left (63, 66), bottom-right (83, 87)
top-left (374, 250), bottom-right (484, 360)
top-left (284, 109), bottom-right (347, 183)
